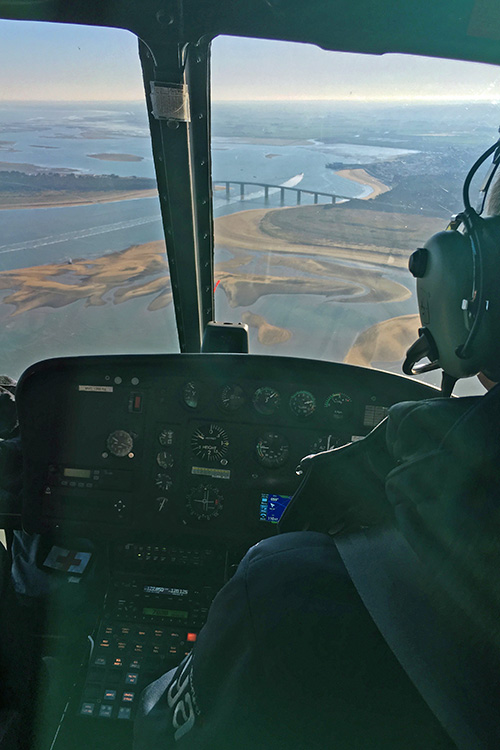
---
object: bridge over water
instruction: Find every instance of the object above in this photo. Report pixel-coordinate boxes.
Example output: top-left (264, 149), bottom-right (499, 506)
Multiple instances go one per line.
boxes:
top-left (213, 180), bottom-right (351, 205)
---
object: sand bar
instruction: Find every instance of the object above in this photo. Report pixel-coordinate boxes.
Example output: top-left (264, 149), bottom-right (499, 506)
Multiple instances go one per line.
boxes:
top-left (87, 153), bottom-right (144, 162)
top-left (344, 314), bottom-right (420, 368)
top-left (335, 168), bottom-right (391, 199)
top-left (0, 188), bottom-right (158, 210)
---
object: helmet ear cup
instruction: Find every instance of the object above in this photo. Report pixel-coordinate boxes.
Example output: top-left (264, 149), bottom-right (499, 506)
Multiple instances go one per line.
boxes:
top-left (410, 215), bottom-right (500, 380)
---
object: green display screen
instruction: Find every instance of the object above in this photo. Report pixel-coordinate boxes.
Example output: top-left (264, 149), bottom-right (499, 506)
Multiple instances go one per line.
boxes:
top-left (64, 467), bottom-right (92, 479)
top-left (143, 608), bottom-right (188, 618)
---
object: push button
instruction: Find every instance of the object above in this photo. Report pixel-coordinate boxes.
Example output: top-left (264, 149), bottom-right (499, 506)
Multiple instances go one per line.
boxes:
top-left (80, 703), bottom-right (95, 716)
top-left (99, 705), bottom-right (113, 718)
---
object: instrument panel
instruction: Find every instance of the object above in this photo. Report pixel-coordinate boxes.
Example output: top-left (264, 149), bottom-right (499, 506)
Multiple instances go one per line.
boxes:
top-left (17, 354), bottom-right (438, 543)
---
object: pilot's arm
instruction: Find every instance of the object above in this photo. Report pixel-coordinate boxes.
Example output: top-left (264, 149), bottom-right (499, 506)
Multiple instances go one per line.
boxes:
top-left (134, 531), bottom-right (451, 750)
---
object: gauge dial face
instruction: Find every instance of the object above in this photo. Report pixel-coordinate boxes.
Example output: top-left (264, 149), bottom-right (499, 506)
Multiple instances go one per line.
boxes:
top-left (256, 432), bottom-right (290, 468)
top-left (220, 384), bottom-right (245, 412)
top-left (157, 451), bottom-right (174, 469)
top-left (158, 428), bottom-right (174, 446)
top-left (310, 434), bottom-right (346, 453)
top-left (252, 386), bottom-right (281, 415)
top-left (324, 392), bottom-right (352, 420)
top-left (191, 424), bottom-right (229, 462)
top-left (183, 381), bottom-right (199, 409)
top-left (186, 484), bottom-right (223, 521)
top-left (106, 430), bottom-right (133, 457)
top-left (155, 473), bottom-right (173, 491)
top-left (290, 390), bottom-right (316, 418)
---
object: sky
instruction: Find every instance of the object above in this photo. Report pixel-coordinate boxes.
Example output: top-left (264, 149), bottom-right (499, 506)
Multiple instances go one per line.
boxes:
top-left (0, 19), bottom-right (499, 102)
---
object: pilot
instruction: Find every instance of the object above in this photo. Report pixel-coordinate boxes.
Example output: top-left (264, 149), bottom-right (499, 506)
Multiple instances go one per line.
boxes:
top-left (134, 165), bottom-right (500, 749)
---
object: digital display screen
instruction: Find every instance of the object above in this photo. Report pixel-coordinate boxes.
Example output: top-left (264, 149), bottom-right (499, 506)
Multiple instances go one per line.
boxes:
top-left (260, 493), bottom-right (292, 523)
top-left (143, 608), bottom-right (188, 619)
top-left (143, 586), bottom-right (189, 597)
top-left (63, 468), bottom-right (92, 479)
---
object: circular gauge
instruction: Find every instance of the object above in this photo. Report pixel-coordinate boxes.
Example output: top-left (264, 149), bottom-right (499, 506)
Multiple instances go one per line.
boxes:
top-left (290, 390), bottom-right (316, 418)
top-left (157, 451), bottom-right (174, 469)
top-left (106, 430), bottom-right (133, 457)
top-left (191, 424), bottom-right (229, 462)
top-left (158, 428), bottom-right (174, 446)
top-left (154, 472), bottom-right (173, 491)
top-left (186, 484), bottom-right (224, 521)
top-left (220, 384), bottom-right (245, 412)
top-left (256, 432), bottom-right (290, 468)
top-left (324, 392), bottom-right (353, 420)
top-left (183, 381), bottom-right (199, 409)
top-left (252, 386), bottom-right (281, 415)
top-left (310, 434), bottom-right (346, 453)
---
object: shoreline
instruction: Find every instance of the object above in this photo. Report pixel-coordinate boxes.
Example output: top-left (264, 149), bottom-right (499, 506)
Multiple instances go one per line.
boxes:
top-left (0, 188), bottom-right (158, 210)
top-left (334, 168), bottom-right (391, 199)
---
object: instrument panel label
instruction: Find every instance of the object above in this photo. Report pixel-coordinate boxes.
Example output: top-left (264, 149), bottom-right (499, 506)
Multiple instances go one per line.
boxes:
top-left (78, 385), bottom-right (114, 393)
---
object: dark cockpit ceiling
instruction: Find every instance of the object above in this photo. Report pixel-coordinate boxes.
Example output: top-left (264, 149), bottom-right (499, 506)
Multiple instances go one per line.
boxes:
top-left (0, 0), bottom-right (499, 64)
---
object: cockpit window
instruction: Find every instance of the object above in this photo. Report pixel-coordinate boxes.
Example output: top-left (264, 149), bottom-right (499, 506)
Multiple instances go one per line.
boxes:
top-left (0, 20), bottom-right (178, 379)
top-left (211, 36), bottom-right (500, 388)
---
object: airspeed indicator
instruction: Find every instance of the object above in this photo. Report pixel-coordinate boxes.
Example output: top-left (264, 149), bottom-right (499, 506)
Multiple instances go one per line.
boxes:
top-left (256, 432), bottom-right (289, 468)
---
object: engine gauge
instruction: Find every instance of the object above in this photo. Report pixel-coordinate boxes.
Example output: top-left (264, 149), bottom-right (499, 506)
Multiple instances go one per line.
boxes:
top-left (324, 392), bottom-right (352, 420)
top-left (183, 381), bottom-right (199, 409)
top-left (106, 430), bottom-right (133, 457)
top-left (191, 424), bottom-right (229, 462)
top-left (290, 390), bottom-right (316, 418)
top-left (154, 473), bottom-right (173, 491)
top-left (252, 386), bottom-right (281, 415)
top-left (256, 432), bottom-right (289, 468)
top-left (220, 384), bottom-right (245, 412)
top-left (157, 451), bottom-right (174, 469)
top-left (186, 484), bottom-right (224, 521)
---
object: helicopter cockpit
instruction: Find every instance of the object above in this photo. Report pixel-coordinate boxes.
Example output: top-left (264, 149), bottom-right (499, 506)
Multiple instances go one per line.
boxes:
top-left (0, 1), bottom-right (500, 748)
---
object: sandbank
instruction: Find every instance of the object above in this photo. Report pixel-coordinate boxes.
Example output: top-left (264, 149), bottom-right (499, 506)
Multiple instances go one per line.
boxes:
top-left (241, 312), bottom-right (292, 345)
top-left (0, 188), bottom-right (158, 210)
top-left (344, 314), bottom-right (420, 368)
top-left (87, 153), bottom-right (144, 162)
top-left (214, 205), bottom-right (417, 308)
top-left (215, 205), bottom-right (442, 270)
top-left (0, 240), bottom-right (170, 315)
top-left (334, 168), bottom-right (391, 199)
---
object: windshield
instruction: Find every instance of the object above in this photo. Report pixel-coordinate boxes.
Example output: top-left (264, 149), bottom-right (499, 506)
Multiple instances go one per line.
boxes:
top-left (0, 21), bottom-right (178, 380)
top-left (211, 36), bottom-right (500, 393)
